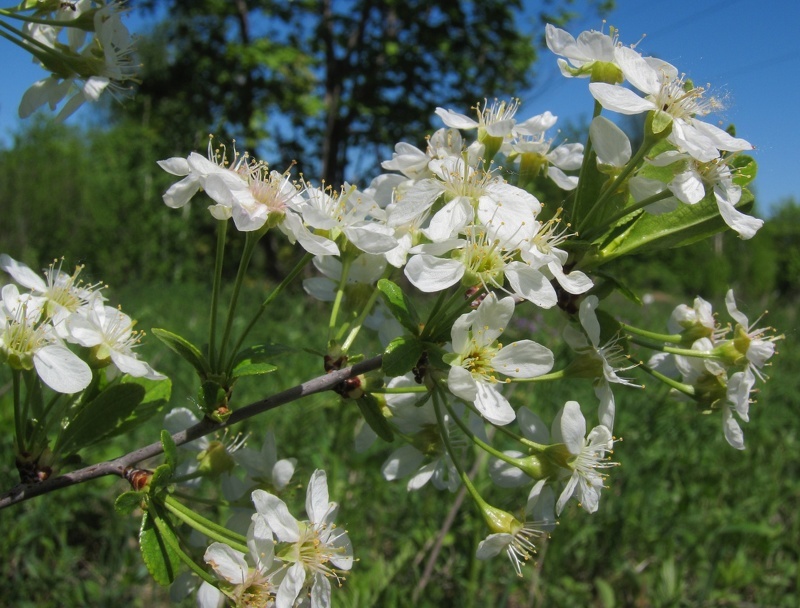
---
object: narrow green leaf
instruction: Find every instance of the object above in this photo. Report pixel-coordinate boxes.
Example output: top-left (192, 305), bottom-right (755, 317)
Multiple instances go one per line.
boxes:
top-left (115, 491), bottom-right (145, 515)
top-left (377, 279), bottom-right (421, 335)
top-left (56, 383), bottom-right (146, 454)
top-left (382, 337), bottom-right (424, 378)
top-left (356, 394), bottom-right (394, 443)
top-left (231, 360), bottom-right (278, 378)
top-left (161, 430), bottom-right (177, 473)
top-left (152, 328), bottom-right (211, 376)
top-left (139, 510), bottom-right (182, 586)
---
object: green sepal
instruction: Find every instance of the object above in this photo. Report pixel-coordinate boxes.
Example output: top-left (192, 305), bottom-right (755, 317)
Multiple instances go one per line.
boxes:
top-left (231, 343), bottom-right (295, 378)
top-left (580, 188), bottom-right (755, 269)
top-left (730, 154), bottom-right (757, 187)
top-left (356, 394), bottom-right (394, 443)
top-left (115, 490), bottom-right (146, 515)
top-left (139, 509), bottom-right (182, 586)
top-left (378, 279), bottom-right (421, 336)
top-left (55, 382), bottom-right (146, 455)
top-left (152, 328), bottom-right (211, 377)
top-left (382, 336), bottom-right (424, 378)
top-left (161, 430), bottom-right (177, 473)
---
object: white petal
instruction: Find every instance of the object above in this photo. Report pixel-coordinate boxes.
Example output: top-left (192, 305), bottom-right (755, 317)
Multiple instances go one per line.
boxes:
top-left (476, 533), bottom-right (512, 559)
top-left (474, 382), bottom-right (516, 426)
top-left (382, 445), bottom-right (425, 481)
top-left (0, 255), bottom-right (47, 292)
top-left (306, 469), bottom-right (330, 523)
top-left (34, 344), bottom-right (92, 394)
top-left (589, 83), bottom-right (655, 115)
top-left (722, 407), bottom-right (745, 450)
top-left (251, 490), bottom-right (300, 542)
top-left (435, 107), bottom-right (479, 130)
top-left (204, 543), bottom-right (247, 585)
top-left (493, 340), bottom-right (554, 378)
top-left (516, 407), bottom-right (550, 443)
top-left (590, 116), bottom-right (631, 167)
top-left (447, 365), bottom-right (478, 402)
top-left (553, 401), bottom-right (586, 454)
top-left (276, 562), bottom-right (306, 608)
top-left (404, 254), bottom-right (464, 292)
top-left (505, 262), bottom-right (558, 308)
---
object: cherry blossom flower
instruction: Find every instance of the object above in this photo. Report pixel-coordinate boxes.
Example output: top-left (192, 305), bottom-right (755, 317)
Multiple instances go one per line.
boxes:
top-left (446, 294), bottom-right (554, 425)
top-left (0, 284), bottom-right (91, 394)
top-left (589, 47), bottom-right (752, 161)
top-left (252, 470), bottom-right (352, 608)
top-left (203, 514), bottom-right (277, 607)
top-left (67, 298), bottom-right (165, 380)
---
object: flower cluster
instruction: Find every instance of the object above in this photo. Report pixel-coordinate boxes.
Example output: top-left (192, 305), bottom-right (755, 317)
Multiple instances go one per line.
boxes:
top-left (0, 254), bottom-right (163, 393)
top-left (648, 290), bottom-right (781, 449)
top-left (149, 21), bottom-right (774, 584)
top-left (14, 1), bottom-right (138, 121)
top-left (201, 470), bottom-right (352, 608)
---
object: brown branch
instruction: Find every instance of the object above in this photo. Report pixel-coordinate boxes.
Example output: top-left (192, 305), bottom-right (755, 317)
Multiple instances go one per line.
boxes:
top-left (0, 355), bottom-right (383, 511)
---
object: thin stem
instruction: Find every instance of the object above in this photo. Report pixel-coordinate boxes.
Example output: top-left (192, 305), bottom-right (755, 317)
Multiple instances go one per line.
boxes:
top-left (12, 370), bottom-right (25, 454)
top-left (150, 502), bottom-right (219, 586)
top-left (628, 335), bottom-right (719, 359)
top-left (218, 231), bottom-right (261, 369)
top-left (431, 387), bottom-right (486, 509)
top-left (163, 495), bottom-right (248, 552)
top-left (510, 369), bottom-right (568, 383)
top-left (442, 398), bottom-right (524, 468)
top-left (227, 252), bottom-right (313, 373)
top-left (637, 361), bottom-right (695, 397)
top-left (209, 219), bottom-right (227, 369)
top-left (327, 255), bottom-right (353, 347)
top-left (341, 267), bottom-right (393, 353)
top-left (620, 322), bottom-right (683, 345)
top-left (369, 385), bottom-right (430, 394)
top-left (0, 19), bottom-right (72, 71)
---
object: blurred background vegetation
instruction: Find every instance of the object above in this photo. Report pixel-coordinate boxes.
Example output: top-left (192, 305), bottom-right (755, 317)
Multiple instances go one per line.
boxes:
top-left (0, 0), bottom-right (797, 606)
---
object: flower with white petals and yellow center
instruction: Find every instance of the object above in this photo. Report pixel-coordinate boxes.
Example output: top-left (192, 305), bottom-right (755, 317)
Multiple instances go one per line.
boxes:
top-left (446, 294), bottom-right (554, 425)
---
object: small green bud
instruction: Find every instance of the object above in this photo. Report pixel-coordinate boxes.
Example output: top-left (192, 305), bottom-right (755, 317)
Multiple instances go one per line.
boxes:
top-left (481, 503), bottom-right (524, 536)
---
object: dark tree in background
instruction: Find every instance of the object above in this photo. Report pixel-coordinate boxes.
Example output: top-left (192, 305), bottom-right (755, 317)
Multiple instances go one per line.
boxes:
top-left (127, 0), bottom-right (613, 186)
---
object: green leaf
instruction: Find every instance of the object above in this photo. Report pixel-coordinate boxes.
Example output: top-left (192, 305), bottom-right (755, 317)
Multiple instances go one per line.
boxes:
top-left (152, 328), bottom-right (211, 377)
top-left (109, 376), bottom-right (172, 439)
top-left (581, 188), bottom-right (755, 268)
top-left (139, 510), bottom-right (182, 586)
top-left (382, 336), bottom-right (424, 378)
top-left (231, 344), bottom-right (284, 378)
top-left (161, 430), bottom-right (177, 473)
top-left (356, 394), bottom-right (394, 443)
top-left (149, 463), bottom-right (174, 491)
top-left (377, 279), bottom-right (421, 335)
top-left (56, 383), bottom-right (146, 455)
top-left (115, 491), bottom-right (145, 515)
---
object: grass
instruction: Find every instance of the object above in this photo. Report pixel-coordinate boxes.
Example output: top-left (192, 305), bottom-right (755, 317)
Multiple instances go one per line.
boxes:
top-left (0, 280), bottom-right (797, 607)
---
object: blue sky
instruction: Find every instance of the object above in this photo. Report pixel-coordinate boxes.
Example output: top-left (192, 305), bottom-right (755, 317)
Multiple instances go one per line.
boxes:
top-left (1, 0), bottom-right (798, 215)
